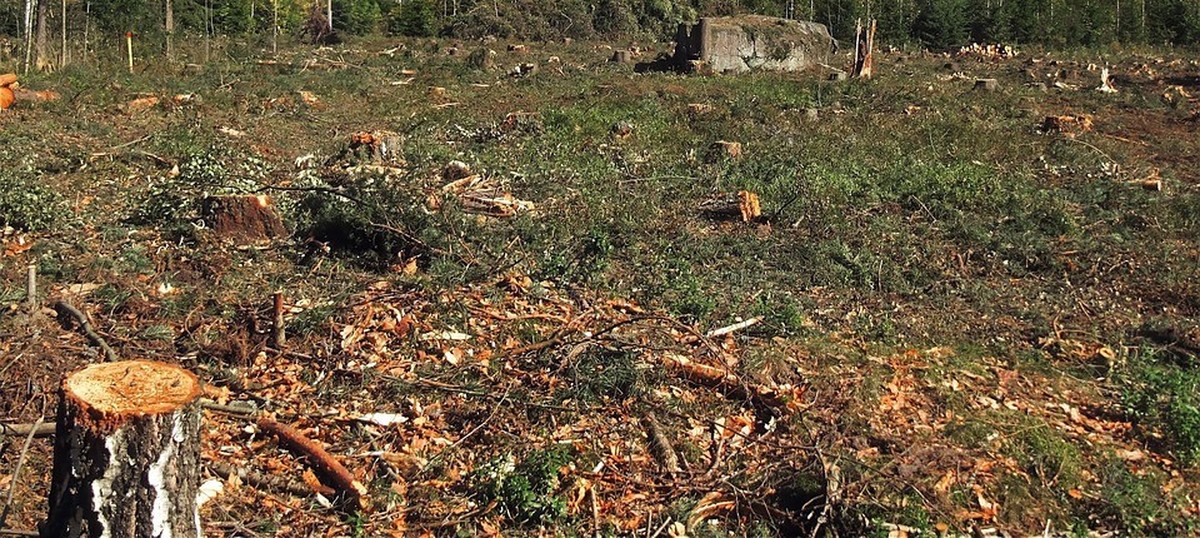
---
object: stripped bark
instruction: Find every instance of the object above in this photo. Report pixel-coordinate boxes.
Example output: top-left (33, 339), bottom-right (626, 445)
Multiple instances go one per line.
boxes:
top-left (256, 416), bottom-right (368, 508)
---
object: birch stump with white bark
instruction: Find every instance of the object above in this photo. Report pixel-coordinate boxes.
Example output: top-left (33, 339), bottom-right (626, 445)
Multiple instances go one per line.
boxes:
top-left (44, 360), bottom-right (203, 538)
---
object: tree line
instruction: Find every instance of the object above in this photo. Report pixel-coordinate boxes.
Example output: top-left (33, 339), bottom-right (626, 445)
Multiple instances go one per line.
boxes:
top-left (1, 0), bottom-right (1197, 70)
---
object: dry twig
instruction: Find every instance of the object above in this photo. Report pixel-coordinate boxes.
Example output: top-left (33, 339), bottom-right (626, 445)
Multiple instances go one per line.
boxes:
top-left (52, 300), bottom-right (118, 362)
top-left (0, 415), bottom-right (43, 531)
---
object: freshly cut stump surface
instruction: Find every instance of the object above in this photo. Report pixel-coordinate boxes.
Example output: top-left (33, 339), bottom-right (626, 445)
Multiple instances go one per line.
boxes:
top-left (46, 360), bottom-right (203, 538)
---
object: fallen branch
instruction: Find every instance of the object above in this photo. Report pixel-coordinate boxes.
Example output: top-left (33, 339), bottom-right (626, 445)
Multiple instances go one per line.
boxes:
top-left (0, 416), bottom-right (42, 531)
top-left (52, 300), bottom-right (118, 362)
top-left (256, 416), bottom-right (368, 509)
top-left (0, 422), bottom-right (54, 438)
top-left (704, 317), bottom-right (761, 338)
top-left (272, 291), bottom-right (286, 350)
top-left (660, 352), bottom-right (786, 410)
top-left (209, 461), bottom-right (332, 497)
top-left (199, 399), bottom-right (259, 418)
top-left (641, 413), bottom-right (682, 476)
top-left (0, 400), bottom-right (256, 438)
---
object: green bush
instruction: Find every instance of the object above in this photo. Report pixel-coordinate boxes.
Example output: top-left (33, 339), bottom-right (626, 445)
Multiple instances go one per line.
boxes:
top-left (594, 0), bottom-right (640, 36)
top-left (1091, 457), bottom-right (1195, 535)
top-left (132, 146), bottom-right (266, 227)
top-left (1123, 353), bottom-right (1200, 465)
top-left (0, 170), bottom-right (64, 232)
top-left (472, 446), bottom-right (573, 524)
top-left (288, 166), bottom-right (439, 268)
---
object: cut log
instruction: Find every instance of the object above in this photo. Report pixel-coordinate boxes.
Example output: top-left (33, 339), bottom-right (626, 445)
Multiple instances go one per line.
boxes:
top-left (45, 360), bottom-right (203, 538)
top-left (699, 190), bottom-right (761, 223)
top-left (641, 413), bottom-right (682, 475)
top-left (660, 352), bottom-right (785, 409)
top-left (436, 174), bottom-right (535, 217)
top-left (0, 74), bottom-right (15, 111)
top-left (200, 195), bottom-right (287, 244)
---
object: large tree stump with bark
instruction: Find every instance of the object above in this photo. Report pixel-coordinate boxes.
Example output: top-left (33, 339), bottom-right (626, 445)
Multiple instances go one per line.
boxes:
top-left (200, 195), bottom-right (287, 244)
top-left (45, 360), bottom-right (203, 538)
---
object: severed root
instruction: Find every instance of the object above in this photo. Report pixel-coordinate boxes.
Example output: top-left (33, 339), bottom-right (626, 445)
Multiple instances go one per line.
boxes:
top-left (256, 416), bottom-right (369, 509)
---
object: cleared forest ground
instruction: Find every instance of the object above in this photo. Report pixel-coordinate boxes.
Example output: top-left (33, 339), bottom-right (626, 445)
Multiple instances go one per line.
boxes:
top-left (1, 38), bottom-right (1199, 536)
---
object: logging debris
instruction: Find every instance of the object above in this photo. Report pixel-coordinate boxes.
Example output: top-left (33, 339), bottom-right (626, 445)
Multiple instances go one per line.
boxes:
top-left (1041, 114), bottom-right (1094, 135)
top-left (256, 416), bottom-right (369, 509)
top-left (432, 172), bottom-right (535, 218)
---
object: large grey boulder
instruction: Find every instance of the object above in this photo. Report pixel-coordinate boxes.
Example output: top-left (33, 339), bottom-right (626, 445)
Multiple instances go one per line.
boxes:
top-left (674, 15), bottom-right (835, 74)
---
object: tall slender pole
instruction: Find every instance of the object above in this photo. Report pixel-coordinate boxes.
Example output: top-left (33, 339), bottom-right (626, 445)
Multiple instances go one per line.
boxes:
top-left (26, 264), bottom-right (37, 312)
top-left (22, 0), bottom-right (34, 73)
top-left (125, 31), bottom-right (133, 73)
top-left (59, 0), bottom-right (66, 67)
top-left (204, 0), bottom-right (211, 63)
top-left (82, 0), bottom-right (89, 63)
top-left (165, 0), bottom-right (174, 59)
top-left (272, 0), bottom-right (278, 55)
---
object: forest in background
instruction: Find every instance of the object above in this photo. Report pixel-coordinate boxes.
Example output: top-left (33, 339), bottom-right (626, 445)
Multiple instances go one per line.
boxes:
top-left (1, 0), bottom-right (1199, 70)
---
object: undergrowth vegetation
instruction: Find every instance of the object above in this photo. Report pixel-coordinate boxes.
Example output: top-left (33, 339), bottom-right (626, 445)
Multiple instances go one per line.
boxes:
top-left (2, 36), bottom-right (1199, 536)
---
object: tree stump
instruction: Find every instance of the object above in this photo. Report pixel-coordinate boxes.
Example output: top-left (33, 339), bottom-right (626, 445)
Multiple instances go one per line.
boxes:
top-left (974, 78), bottom-right (999, 91)
top-left (45, 360), bottom-right (203, 538)
top-left (699, 190), bottom-right (761, 223)
top-left (705, 140), bottom-right (743, 163)
top-left (200, 195), bottom-right (288, 244)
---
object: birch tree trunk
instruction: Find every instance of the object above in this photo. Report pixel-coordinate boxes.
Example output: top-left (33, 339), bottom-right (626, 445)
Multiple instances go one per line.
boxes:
top-left (44, 360), bottom-right (203, 538)
top-left (35, 0), bottom-right (50, 70)
top-left (166, 0), bottom-right (174, 59)
top-left (272, 0), bottom-right (278, 55)
top-left (22, 0), bottom-right (34, 72)
top-left (59, 0), bottom-right (66, 67)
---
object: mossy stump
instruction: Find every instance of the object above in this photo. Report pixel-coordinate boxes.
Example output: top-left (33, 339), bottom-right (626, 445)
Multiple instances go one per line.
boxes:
top-left (45, 360), bottom-right (203, 538)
